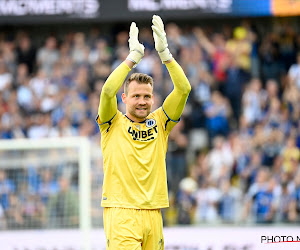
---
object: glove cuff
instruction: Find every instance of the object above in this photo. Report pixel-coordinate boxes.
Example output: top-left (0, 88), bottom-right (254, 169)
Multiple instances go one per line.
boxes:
top-left (127, 50), bottom-right (143, 66)
top-left (158, 48), bottom-right (172, 63)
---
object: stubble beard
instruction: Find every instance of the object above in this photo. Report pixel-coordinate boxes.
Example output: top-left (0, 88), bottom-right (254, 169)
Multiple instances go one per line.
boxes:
top-left (129, 107), bottom-right (150, 120)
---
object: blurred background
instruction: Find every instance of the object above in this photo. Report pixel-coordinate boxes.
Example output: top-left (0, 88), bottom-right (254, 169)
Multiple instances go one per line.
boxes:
top-left (0, 0), bottom-right (300, 249)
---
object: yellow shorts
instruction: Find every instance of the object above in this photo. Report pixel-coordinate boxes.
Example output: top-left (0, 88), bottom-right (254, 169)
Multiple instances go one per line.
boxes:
top-left (103, 207), bottom-right (164, 250)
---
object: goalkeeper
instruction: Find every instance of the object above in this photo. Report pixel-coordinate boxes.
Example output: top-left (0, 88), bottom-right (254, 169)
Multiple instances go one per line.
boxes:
top-left (97, 15), bottom-right (191, 249)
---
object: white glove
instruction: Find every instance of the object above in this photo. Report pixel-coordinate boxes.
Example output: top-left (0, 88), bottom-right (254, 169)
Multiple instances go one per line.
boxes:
top-left (151, 15), bottom-right (172, 63)
top-left (126, 22), bottom-right (145, 65)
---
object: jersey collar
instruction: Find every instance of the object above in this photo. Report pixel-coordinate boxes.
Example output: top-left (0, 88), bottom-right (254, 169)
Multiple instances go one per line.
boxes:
top-left (125, 115), bottom-right (146, 123)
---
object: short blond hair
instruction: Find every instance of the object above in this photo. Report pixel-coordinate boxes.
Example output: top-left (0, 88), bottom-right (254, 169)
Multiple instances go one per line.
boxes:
top-left (124, 73), bottom-right (153, 95)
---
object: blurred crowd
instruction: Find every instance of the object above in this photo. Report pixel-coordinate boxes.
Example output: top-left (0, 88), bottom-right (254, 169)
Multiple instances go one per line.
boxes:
top-left (0, 18), bottom-right (300, 229)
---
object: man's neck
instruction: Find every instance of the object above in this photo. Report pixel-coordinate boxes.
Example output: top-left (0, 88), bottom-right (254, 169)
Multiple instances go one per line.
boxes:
top-left (125, 113), bottom-right (146, 123)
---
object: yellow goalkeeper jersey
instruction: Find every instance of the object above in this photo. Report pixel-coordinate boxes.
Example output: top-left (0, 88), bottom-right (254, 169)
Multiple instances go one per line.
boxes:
top-left (97, 107), bottom-right (178, 209)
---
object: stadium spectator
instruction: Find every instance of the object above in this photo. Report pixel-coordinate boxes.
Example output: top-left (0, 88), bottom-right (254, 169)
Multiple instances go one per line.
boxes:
top-left (37, 36), bottom-right (59, 76)
top-left (88, 38), bottom-right (112, 65)
top-left (218, 178), bottom-right (242, 223)
top-left (241, 78), bottom-right (264, 126)
top-left (204, 91), bottom-right (231, 139)
top-left (22, 193), bottom-right (45, 228)
top-left (0, 170), bottom-right (15, 211)
top-left (176, 177), bottom-right (197, 225)
top-left (193, 27), bottom-right (229, 93)
top-left (259, 33), bottom-right (283, 84)
top-left (282, 79), bottom-right (300, 123)
top-left (16, 35), bottom-right (36, 74)
top-left (243, 168), bottom-right (269, 222)
top-left (38, 169), bottom-right (59, 204)
top-left (288, 51), bottom-right (300, 90)
top-left (14, 63), bottom-right (29, 88)
top-left (281, 136), bottom-right (300, 174)
top-left (194, 178), bottom-right (221, 223)
top-left (276, 181), bottom-right (295, 223)
top-left (46, 177), bottom-right (79, 228)
top-left (5, 194), bottom-right (24, 229)
top-left (0, 59), bottom-right (13, 93)
top-left (252, 177), bottom-right (277, 223)
top-left (71, 32), bottom-right (89, 65)
top-left (206, 136), bottom-right (234, 182)
top-left (290, 172), bottom-right (300, 222)
top-left (239, 150), bottom-right (262, 192)
top-left (226, 26), bottom-right (251, 75)
top-left (16, 77), bottom-right (35, 114)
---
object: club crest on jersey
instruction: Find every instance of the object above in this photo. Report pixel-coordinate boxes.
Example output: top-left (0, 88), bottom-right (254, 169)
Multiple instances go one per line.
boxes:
top-left (146, 118), bottom-right (156, 128)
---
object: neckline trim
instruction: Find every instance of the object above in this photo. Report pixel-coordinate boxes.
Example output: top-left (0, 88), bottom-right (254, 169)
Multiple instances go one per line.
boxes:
top-left (125, 115), bottom-right (146, 123)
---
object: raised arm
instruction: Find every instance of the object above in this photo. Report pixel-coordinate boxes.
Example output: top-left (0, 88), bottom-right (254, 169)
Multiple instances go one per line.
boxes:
top-left (98, 62), bottom-right (131, 123)
top-left (163, 60), bottom-right (191, 121)
top-left (98, 22), bottom-right (144, 123)
top-left (193, 27), bottom-right (216, 56)
top-left (151, 15), bottom-right (191, 121)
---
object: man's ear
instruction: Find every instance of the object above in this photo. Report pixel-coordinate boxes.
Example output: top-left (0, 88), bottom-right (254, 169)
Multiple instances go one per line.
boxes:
top-left (121, 93), bottom-right (127, 104)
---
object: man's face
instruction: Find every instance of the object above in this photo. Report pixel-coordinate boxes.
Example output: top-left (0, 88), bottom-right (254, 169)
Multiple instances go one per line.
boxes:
top-left (122, 80), bottom-right (154, 122)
